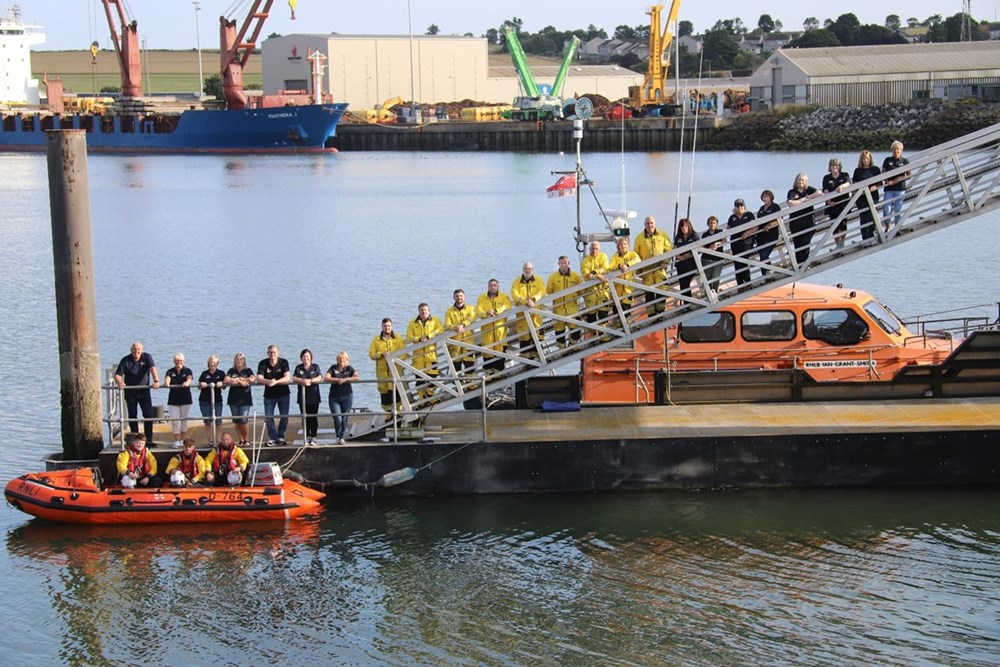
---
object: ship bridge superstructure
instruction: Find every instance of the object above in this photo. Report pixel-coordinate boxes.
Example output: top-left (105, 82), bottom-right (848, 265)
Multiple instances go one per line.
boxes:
top-left (0, 6), bottom-right (45, 105)
top-left (368, 122), bottom-right (1000, 434)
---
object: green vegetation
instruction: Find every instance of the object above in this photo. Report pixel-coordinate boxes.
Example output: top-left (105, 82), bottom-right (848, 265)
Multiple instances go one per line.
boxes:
top-left (490, 10), bottom-right (987, 78)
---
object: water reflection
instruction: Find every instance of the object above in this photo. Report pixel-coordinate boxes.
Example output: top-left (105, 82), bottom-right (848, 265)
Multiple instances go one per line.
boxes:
top-left (120, 161), bottom-right (145, 189)
top-left (5, 489), bottom-right (999, 664)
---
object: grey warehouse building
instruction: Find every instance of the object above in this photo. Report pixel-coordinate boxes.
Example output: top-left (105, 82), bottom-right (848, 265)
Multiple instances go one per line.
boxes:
top-left (749, 41), bottom-right (1000, 109)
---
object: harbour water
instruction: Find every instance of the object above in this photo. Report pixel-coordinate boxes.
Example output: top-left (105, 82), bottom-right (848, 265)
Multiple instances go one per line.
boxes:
top-left (1, 148), bottom-right (998, 664)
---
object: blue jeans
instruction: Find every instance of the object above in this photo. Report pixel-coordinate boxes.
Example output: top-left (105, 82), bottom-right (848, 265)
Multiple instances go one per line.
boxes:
top-left (329, 394), bottom-right (353, 439)
top-left (263, 395), bottom-right (289, 441)
top-left (883, 190), bottom-right (904, 227)
top-left (200, 399), bottom-right (223, 426)
top-left (230, 404), bottom-right (251, 425)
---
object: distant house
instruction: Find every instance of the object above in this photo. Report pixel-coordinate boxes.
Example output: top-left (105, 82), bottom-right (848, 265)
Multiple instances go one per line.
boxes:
top-left (578, 37), bottom-right (606, 60)
top-left (738, 35), bottom-right (761, 55)
top-left (749, 41), bottom-right (1000, 108)
top-left (899, 26), bottom-right (930, 43)
top-left (677, 35), bottom-right (702, 55)
top-left (985, 22), bottom-right (1000, 40)
top-left (761, 32), bottom-right (796, 53)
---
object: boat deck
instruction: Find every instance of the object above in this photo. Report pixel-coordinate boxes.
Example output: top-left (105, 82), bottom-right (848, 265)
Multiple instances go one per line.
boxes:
top-left (432, 397), bottom-right (1000, 443)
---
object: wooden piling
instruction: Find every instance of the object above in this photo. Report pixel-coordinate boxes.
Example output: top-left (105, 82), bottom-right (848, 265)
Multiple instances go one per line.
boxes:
top-left (46, 130), bottom-right (103, 460)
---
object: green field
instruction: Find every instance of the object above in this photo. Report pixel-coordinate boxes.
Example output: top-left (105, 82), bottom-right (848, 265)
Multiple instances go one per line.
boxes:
top-left (32, 50), bottom-right (261, 95)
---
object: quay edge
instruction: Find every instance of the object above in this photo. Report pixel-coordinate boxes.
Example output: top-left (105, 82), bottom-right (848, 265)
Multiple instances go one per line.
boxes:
top-left (329, 118), bottom-right (722, 152)
top-left (87, 398), bottom-right (1000, 497)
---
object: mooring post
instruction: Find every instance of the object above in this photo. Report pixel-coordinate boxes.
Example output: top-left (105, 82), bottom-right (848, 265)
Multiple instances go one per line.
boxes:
top-left (46, 130), bottom-right (104, 460)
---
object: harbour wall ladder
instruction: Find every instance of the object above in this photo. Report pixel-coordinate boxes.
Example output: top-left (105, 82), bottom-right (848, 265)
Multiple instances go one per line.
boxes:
top-left (366, 121), bottom-right (1000, 434)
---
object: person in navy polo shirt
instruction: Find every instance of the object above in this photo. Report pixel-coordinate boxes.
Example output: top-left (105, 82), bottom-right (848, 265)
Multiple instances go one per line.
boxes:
top-left (257, 344), bottom-right (291, 446)
top-left (114, 341), bottom-right (160, 444)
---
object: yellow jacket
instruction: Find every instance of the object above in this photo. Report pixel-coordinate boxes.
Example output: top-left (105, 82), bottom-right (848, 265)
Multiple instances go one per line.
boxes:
top-left (609, 250), bottom-right (642, 296)
top-left (444, 303), bottom-right (477, 356)
top-left (546, 269), bottom-right (583, 316)
top-left (405, 316), bottom-right (443, 367)
top-left (116, 448), bottom-right (158, 477)
top-left (165, 452), bottom-right (208, 484)
top-left (633, 229), bottom-right (673, 285)
top-left (511, 275), bottom-right (547, 331)
top-left (204, 446), bottom-right (250, 473)
top-left (369, 332), bottom-right (405, 391)
top-left (476, 291), bottom-right (513, 352)
top-left (581, 252), bottom-right (611, 307)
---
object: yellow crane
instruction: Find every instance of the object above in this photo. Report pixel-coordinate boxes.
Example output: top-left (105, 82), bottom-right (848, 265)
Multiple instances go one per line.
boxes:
top-left (627, 1), bottom-right (682, 116)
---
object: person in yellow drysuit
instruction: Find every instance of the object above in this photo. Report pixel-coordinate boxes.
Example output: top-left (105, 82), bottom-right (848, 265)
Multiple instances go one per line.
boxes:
top-left (580, 241), bottom-right (611, 329)
top-left (511, 261), bottom-right (547, 357)
top-left (546, 255), bottom-right (583, 347)
top-left (632, 215), bottom-right (674, 316)
top-left (476, 278), bottom-right (513, 372)
top-left (369, 317), bottom-right (405, 413)
top-left (406, 303), bottom-right (444, 400)
top-left (445, 289), bottom-right (477, 373)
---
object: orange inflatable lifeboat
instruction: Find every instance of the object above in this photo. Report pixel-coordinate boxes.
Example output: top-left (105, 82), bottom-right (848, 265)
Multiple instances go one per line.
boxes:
top-left (4, 467), bottom-right (325, 525)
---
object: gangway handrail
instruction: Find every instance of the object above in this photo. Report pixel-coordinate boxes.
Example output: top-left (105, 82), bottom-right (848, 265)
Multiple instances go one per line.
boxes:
top-left (362, 121), bottom-right (1000, 435)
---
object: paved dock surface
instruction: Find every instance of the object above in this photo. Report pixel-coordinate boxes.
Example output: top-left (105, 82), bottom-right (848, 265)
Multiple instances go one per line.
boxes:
top-left (134, 397), bottom-right (1000, 449)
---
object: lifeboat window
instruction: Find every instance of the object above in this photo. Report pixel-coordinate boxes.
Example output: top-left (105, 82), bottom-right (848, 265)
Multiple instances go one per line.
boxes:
top-left (803, 309), bottom-right (870, 345)
top-left (740, 310), bottom-right (796, 341)
top-left (679, 312), bottom-right (735, 343)
top-left (863, 300), bottom-right (903, 335)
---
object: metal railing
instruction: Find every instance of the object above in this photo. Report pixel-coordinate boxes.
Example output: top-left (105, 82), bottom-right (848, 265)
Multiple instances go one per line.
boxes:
top-left (368, 121), bottom-right (1000, 433)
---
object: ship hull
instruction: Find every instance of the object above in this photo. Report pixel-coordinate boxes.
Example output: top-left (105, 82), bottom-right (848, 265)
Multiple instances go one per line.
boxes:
top-left (0, 103), bottom-right (348, 154)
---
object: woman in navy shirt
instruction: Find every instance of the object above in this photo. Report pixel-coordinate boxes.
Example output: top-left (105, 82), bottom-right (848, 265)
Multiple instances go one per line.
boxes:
top-left (164, 353), bottom-right (193, 448)
top-left (325, 351), bottom-right (359, 444)
top-left (198, 354), bottom-right (227, 437)
top-left (224, 352), bottom-right (255, 445)
top-left (293, 349), bottom-right (323, 446)
top-left (673, 218), bottom-right (700, 296)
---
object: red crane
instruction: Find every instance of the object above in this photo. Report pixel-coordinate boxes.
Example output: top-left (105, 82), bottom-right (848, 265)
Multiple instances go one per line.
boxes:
top-left (220, 0), bottom-right (274, 110)
top-left (101, 0), bottom-right (142, 97)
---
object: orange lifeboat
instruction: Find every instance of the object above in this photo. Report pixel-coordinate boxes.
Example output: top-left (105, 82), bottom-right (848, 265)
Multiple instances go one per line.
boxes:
top-left (4, 468), bottom-right (325, 525)
top-left (581, 283), bottom-right (960, 404)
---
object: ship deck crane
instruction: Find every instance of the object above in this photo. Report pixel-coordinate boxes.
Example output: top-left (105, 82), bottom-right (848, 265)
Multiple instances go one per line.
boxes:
top-left (220, 0), bottom-right (274, 110)
top-left (100, 0), bottom-right (142, 97)
top-left (627, 1), bottom-right (682, 116)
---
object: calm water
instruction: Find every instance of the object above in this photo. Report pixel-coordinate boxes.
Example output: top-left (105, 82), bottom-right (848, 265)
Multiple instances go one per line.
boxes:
top-left (1, 148), bottom-right (999, 664)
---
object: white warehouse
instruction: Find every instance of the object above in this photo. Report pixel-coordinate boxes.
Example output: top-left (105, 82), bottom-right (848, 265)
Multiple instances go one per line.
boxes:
top-left (260, 33), bottom-right (641, 110)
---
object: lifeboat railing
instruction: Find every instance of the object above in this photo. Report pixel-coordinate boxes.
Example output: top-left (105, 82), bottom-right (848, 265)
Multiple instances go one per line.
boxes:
top-left (373, 122), bottom-right (1000, 435)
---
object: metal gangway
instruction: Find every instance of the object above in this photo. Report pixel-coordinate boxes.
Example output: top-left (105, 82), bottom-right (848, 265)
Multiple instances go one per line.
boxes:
top-left (370, 121), bottom-right (1000, 431)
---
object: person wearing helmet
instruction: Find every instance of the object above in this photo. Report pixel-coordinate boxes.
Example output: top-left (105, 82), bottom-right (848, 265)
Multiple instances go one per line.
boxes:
top-left (164, 438), bottom-right (207, 486)
top-left (204, 432), bottom-right (249, 487)
top-left (115, 433), bottom-right (161, 488)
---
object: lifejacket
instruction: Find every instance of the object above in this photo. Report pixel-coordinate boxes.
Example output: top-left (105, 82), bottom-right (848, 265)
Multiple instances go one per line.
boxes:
top-left (176, 452), bottom-right (199, 478)
top-left (212, 447), bottom-right (238, 475)
top-left (127, 448), bottom-right (151, 476)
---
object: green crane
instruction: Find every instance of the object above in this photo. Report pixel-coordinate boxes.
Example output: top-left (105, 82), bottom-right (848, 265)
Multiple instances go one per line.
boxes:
top-left (503, 28), bottom-right (581, 121)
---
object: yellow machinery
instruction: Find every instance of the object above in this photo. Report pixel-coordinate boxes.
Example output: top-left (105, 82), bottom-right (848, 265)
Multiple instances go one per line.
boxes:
top-left (374, 96), bottom-right (404, 123)
top-left (627, 1), bottom-right (682, 116)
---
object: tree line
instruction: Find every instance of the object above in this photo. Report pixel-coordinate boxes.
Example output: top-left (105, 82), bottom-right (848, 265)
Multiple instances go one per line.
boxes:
top-left (466, 12), bottom-right (989, 77)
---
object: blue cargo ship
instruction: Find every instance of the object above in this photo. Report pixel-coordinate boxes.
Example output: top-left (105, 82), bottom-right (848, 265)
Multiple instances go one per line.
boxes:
top-left (0, 102), bottom-right (349, 154)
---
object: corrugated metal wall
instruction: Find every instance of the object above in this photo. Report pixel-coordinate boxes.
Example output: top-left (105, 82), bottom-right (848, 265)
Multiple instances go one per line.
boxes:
top-left (751, 77), bottom-right (1000, 109)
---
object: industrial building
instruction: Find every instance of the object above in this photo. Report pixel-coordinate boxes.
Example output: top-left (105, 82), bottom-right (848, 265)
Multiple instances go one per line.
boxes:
top-left (749, 41), bottom-right (1000, 109)
top-left (261, 34), bottom-right (642, 110)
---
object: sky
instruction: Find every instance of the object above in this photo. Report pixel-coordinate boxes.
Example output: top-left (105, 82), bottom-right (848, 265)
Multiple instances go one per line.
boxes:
top-left (18, 0), bottom-right (1000, 51)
